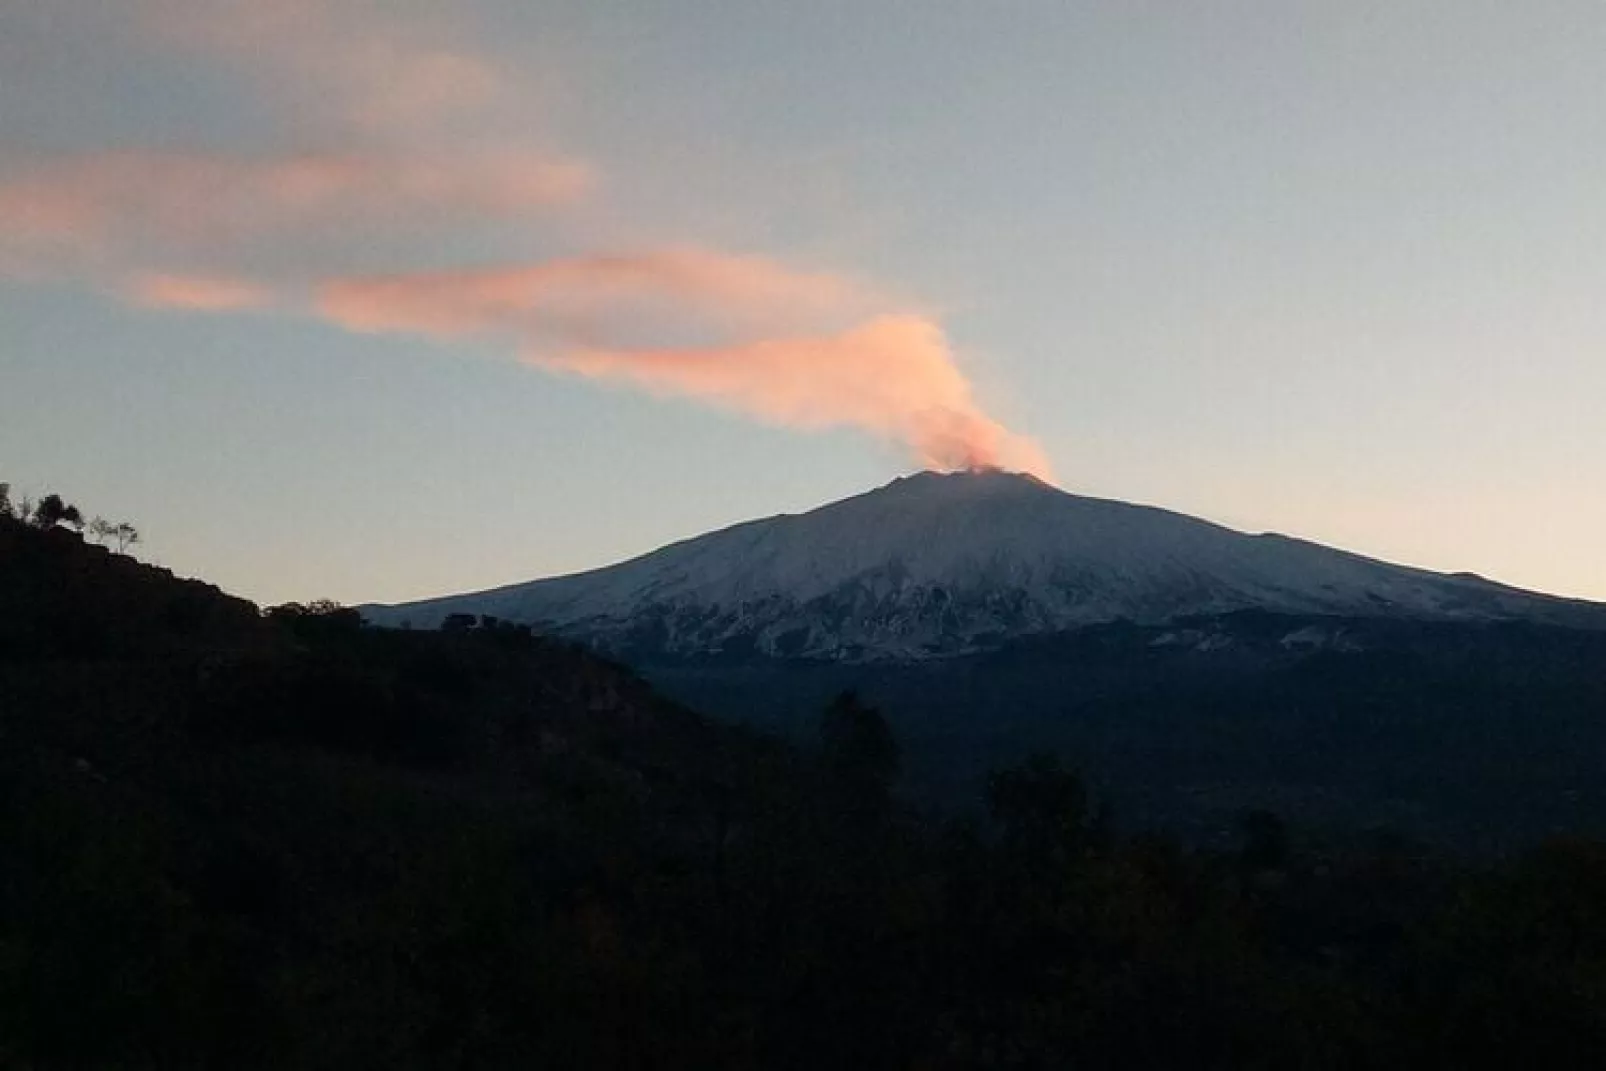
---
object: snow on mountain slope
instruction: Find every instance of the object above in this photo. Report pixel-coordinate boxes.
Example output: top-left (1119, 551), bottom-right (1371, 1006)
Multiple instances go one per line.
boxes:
top-left (362, 470), bottom-right (1606, 660)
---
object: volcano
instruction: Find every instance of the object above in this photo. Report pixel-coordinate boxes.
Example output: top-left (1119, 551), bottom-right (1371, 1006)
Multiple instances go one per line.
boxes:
top-left (362, 470), bottom-right (1605, 660)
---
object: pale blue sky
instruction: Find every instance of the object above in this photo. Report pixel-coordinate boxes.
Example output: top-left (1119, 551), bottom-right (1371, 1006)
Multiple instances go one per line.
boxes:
top-left (3, 1), bottom-right (1603, 604)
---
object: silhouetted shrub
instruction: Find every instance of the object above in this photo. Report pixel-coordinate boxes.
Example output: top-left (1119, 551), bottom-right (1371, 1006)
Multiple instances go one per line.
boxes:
top-left (266, 599), bottom-right (363, 642)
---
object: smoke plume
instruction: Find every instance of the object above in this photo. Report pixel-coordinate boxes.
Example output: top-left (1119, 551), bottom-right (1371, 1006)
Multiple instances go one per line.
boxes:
top-left (539, 316), bottom-right (1050, 475)
top-left (321, 252), bottom-right (1051, 477)
top-left (10, 2), bottom-right (1053, 479)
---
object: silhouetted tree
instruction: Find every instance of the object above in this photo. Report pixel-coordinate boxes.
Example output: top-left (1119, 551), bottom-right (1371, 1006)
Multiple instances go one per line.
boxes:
top-left (440, 613), bottom-right (476, 634)
top-left (29, 494), bottom-right (62, 528)
top-left (987, 753), bottom-right (1091, 866)
top-left (31, 494), bottom-right (83, 531)
top-left (818, 690), bottom-right (900, 827)
top-left (0, 482), bottom-right (12, 520)
top-left (78, 514), bottom-right (136, 551)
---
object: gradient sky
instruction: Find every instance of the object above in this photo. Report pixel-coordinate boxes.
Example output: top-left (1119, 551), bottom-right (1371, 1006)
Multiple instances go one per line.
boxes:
top-left (3, 1), bottom-right (1604, 605)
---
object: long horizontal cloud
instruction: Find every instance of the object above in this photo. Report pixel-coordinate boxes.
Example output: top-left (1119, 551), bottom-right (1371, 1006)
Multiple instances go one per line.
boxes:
top-left (1, 4), bottom-right (585, 283)
top-left (319, 249), bottom-right (870, 340)
top-left (0, 149), bottom-right (590, 270)
top-left (318, 252), bottom-right (1051, 476)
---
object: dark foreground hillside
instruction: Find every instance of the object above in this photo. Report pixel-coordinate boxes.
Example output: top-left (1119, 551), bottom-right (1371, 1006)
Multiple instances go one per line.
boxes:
top-left (7, 513), bottom-right (1606, 1068)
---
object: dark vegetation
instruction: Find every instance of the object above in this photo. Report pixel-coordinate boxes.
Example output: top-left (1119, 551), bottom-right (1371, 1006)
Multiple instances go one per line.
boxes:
top-left (6, 490), bottom-right (1606, 1067)
top-left (650, 613), bottom-right (1606, 851)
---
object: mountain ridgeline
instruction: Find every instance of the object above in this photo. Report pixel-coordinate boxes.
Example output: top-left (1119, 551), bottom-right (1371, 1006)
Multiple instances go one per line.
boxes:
top-left (367, 471), bottom-right (1606, 847)
top-left (365, 469), bottom-right (1606, 661)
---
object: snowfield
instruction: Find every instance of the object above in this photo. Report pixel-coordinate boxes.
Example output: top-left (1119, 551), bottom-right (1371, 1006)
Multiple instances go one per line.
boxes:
top-left (363, 470), bottom-right (1604, 660)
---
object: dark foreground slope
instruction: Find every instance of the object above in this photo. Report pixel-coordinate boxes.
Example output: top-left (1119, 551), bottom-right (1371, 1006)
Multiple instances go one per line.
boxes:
top-left (11, 515), bottom-right (1606, 1068)
top-left (0, 517), bottom-right (802, 1067)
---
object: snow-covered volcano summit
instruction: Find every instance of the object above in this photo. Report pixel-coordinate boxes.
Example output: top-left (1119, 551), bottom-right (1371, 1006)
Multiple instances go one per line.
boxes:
top-left (363, 470), bottom-right (1602, 659)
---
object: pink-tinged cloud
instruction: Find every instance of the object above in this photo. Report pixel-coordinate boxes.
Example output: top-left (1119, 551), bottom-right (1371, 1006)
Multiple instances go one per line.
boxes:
top-left (123, 273), bottom-right (277, 312)
top-left (29, 5), bottom-right (1050, 475)
top-left (318, 249), bottom-right (870, 341)
top-left (0, 149), bottom-right (591, 267)
top-left (538, 316), bottom-right (1053, 477)
top-left (316, 251), bottom-right (1050, 476)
